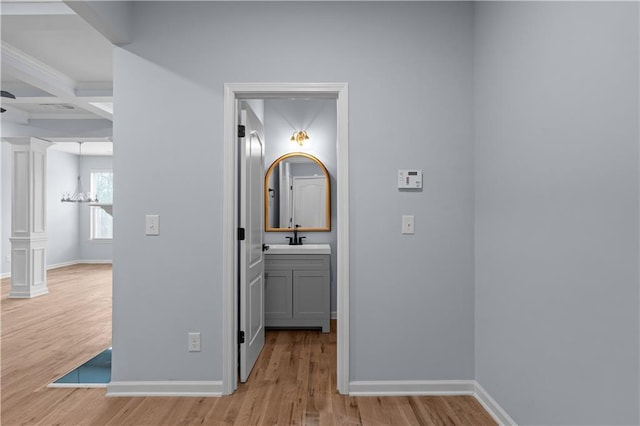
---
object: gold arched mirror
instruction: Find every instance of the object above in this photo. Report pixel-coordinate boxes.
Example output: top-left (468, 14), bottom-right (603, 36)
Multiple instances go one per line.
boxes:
top-left (264, 152), bottom-right (331, 232)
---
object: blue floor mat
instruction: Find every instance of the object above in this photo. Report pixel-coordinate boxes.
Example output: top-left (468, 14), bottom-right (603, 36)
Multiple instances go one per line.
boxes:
top-left (53, 348), bottom-right (111, 384)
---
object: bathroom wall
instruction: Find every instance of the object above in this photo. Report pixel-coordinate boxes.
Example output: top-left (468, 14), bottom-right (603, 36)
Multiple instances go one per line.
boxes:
top-left (262, 99), bottom-right (338, 314)
top-left (112, 1), bottom-right (474, 384)
top-left (474, 2), bottom-right (639, 424)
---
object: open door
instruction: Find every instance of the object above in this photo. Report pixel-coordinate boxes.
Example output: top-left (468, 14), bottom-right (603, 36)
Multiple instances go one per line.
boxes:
top-left (238, 105), bottom-right (266, 382)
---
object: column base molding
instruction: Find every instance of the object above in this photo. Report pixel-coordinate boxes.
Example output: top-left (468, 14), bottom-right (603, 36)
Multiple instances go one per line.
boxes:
top-left (9, 286), bottom-right (49, 299)
top-left (9, 236), bottom-right (48, 299)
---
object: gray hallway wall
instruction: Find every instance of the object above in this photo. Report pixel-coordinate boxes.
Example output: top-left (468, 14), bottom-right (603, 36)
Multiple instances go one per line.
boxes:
top-left (103, 1), bottom-right (640, 422)
top-left (111, 1), bottom-right (475, 384)
top-left (474, 2), bottom-right (640, 424)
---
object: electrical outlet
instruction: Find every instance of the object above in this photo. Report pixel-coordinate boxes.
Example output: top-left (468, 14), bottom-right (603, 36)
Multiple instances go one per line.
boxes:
top-left (188, 332), bottom-right (201, 352)
top-left (5, 255), bottom-right (10, 263)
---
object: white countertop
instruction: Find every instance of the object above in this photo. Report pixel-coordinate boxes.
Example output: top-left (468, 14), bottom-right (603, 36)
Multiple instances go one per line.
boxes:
top-left (265, 244), bottom-right (331, 255)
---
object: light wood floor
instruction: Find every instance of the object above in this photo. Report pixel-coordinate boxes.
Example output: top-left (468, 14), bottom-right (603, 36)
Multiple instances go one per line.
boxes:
top-left (1, 264), bottom-right (496, 425)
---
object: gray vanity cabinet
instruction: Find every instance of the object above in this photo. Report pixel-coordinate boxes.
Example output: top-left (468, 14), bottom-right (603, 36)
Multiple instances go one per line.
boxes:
top-left (264, 270), bottom-right (293, 320)
top-left (264, 254), bottom-right (330, 333)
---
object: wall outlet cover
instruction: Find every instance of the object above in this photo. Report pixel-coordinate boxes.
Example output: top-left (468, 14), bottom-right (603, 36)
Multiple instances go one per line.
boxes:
top-left (402, 215), bottom-right (415, 234)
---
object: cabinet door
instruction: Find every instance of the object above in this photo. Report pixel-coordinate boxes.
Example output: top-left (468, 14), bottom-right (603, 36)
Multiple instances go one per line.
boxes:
top-left (293, 270), bottom-right (329, 319)
top-left (265, 270), bottom-right (293, 320)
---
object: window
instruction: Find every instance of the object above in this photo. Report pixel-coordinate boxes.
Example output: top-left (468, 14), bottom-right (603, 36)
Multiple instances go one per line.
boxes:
top-left (90, 171), bottom-right (113, 240)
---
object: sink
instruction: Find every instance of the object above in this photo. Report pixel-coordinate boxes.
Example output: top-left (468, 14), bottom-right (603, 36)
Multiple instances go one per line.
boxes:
top-left (266, 244), bottom-right (331, 255)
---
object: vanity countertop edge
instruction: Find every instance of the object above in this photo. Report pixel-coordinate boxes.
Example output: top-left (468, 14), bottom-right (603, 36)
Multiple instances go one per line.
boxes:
top-left (265, 244), bottom-right (331, 255)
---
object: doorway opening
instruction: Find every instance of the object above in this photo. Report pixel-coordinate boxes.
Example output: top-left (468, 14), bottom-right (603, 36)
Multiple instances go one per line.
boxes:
top-left (222, 83), bottom-right (349, 395)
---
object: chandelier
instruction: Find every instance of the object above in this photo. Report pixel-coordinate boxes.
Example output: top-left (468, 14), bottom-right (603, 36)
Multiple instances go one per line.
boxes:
top-left (61, 142), bottom-right (98, 203)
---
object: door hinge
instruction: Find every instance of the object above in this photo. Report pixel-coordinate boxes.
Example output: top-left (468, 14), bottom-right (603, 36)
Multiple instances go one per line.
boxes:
top-left (238, 330), bottom-right (245, 344)
top-left (238, 227), bottom-right (245, 241)
top-left (238, 125), bottom-right (246, 138)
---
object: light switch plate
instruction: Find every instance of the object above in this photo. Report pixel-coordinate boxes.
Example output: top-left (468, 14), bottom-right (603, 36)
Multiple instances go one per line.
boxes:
top-left (188, 332), bottom-right (201, 352)
top-left (145, 215), bottom-right (160, 236)
top-left (402, 215), bottom-right (414, 234)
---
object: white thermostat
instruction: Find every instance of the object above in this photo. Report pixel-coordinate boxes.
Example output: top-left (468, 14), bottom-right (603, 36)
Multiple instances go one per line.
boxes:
top-left (398, 169), bottom-right (423, 189)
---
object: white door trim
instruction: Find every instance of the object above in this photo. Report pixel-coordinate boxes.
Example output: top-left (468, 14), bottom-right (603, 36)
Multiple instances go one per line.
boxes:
top-left (222, 82), bottom-right (349, 395)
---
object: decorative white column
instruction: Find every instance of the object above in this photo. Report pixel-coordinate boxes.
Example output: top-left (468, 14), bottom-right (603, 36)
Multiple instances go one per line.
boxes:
top-left (9, 137), bottom-right (52, 298)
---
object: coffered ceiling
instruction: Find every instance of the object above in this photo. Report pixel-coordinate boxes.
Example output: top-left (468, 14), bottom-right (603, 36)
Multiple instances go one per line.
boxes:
top-left (1, 0), bottom-right (114, 155)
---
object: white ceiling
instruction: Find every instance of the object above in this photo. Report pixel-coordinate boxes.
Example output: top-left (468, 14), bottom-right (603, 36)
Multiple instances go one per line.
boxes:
top-left (1, 0), bottom-right (114, 153)
top-left (1, 13), bottom-right (112, 82)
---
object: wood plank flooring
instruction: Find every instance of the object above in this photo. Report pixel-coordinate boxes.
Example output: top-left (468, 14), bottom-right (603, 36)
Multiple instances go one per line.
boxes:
top-left (1, 264), bottom-right (496, 425)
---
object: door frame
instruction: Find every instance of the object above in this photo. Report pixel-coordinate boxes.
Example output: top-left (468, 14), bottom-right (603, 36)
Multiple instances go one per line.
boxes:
top-left (222, 82), bottom-right (349, 395)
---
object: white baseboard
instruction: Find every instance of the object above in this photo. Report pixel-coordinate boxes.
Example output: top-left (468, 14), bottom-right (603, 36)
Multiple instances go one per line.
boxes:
top-left (474, 382), bottom-right (517, 425)
top-left (1, 260), bottom-right (113, 279)
top-left (348, 380), bottom-right (516, 425)
top-left (77, 378), bottom-right (515, 423)
top-left (48, 260), bottom-right (82, 270)
top-left (48, 382), bottom-right (108, 389)
top-left (47, 260), bottom-right (112, 270)
top-left (75, 260), bottom-right (113, 265)
top-left (107, 381), bottom-right (223, 397)
top-left (349, 380), bottom-right (476, 396)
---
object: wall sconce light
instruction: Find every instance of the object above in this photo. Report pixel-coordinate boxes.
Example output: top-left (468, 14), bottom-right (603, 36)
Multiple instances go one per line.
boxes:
top-left (290, 130), bottom-right (310, 146)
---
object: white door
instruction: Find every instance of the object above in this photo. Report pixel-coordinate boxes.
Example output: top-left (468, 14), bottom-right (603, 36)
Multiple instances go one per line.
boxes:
top-left (239, 105), bottom-right (265, 382)
top-left (292, 176), bottom-right (327, 228)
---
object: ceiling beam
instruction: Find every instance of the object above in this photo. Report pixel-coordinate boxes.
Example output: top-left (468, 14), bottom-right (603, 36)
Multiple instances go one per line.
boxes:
top-left (28, 113), bottom-right (99, 120)
top-left (2, 96), bottom-right (112, 104)
top-left (1, 41), bottom-right (113, 121)
top-left (2, 41), bottom-right (75, 97)
top-left (76, 83), bottom-right (113, 97)
top-left (1, 118), bottom-right (112, 140)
